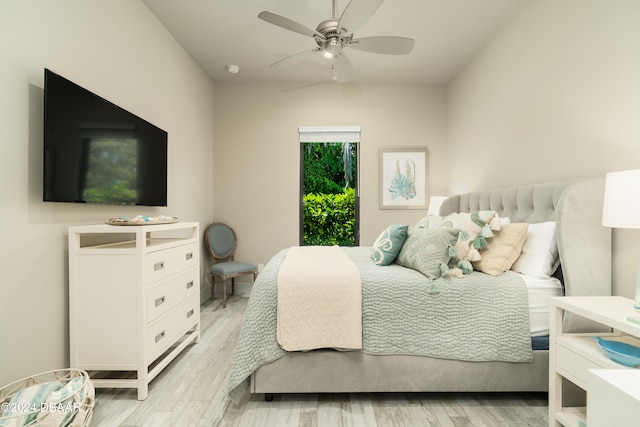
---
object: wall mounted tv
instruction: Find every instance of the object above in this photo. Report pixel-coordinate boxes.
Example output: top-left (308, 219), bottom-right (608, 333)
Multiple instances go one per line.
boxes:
top-left (43, 68), bottom-right (168, 206)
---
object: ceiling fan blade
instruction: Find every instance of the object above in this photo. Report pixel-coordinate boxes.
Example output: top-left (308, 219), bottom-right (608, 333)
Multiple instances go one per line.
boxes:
top-left (258, 11), bottom-right (324, 39)
top-left (334, 50), bottom-right (355, 84)
top-left (337, 0), bottom-right (384, 35)
top-left (270, 48), bottom-right (321, 68)
top-left (349, 36), bottom-right (415, 55)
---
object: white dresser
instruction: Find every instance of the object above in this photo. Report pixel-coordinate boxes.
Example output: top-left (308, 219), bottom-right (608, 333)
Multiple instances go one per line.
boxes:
top-left (68, 222), bottom-right (201, 400)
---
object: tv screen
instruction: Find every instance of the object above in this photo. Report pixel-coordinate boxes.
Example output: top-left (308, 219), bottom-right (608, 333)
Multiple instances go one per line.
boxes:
top-left (43, 69), bottom-right (168, 206)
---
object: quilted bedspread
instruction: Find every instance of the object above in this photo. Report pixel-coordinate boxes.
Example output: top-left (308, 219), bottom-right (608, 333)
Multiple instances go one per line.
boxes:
top-left (277, 246), bottom-right (362, 351)
top-left (228, 246), bottom-right (533, 403)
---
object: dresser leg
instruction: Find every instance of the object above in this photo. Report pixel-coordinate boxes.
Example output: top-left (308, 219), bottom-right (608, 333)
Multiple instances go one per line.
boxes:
top-left (137, 369), bottom-right (148, 400)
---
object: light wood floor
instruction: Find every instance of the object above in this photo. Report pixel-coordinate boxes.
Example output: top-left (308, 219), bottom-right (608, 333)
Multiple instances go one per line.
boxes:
top-left (91, 295), bottom-right (549, 426)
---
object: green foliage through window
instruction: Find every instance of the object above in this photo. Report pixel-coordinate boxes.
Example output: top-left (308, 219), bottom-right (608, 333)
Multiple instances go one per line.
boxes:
top-left (302, 142), bottom-right (357, 246)
top-left (303, 143), bottom-right (356, 194)
top-left (303, 188), bottom-right (356, 246)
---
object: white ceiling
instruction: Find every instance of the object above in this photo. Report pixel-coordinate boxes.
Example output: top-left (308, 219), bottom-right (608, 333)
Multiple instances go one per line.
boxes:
top-left (143, 0), bottom-right (524, 84)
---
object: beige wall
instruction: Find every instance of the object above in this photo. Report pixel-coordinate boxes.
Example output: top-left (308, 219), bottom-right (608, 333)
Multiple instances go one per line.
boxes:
top-left (212, 82), bottom-right (447, 285)
top-left (447, 0), bottom-right (640, 297)
top-left (0, 1), bottom-right (214, 386)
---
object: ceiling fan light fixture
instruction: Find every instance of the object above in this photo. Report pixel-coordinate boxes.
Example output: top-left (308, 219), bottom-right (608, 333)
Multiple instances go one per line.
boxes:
top-left (324, 39), bottom-right (341, 59)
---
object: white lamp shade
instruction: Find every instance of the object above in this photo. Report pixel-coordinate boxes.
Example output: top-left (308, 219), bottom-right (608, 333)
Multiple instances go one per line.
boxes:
top-left (427, 196), bottom-right (448, 216)
top-left (602, 169), bottom-right (640, 229)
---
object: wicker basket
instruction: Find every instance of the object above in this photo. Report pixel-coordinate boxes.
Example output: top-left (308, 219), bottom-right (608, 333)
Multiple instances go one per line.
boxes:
top-left (0, 369), bottom-right (94, 427)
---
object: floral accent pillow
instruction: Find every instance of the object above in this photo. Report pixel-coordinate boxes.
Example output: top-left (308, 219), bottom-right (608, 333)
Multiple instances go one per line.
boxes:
top-left (370, 224), bottom-right (409, 266)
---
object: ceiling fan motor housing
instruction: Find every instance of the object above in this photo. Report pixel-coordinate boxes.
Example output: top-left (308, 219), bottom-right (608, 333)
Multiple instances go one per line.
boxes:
top-left (314, 19), bottom-right (352, 50)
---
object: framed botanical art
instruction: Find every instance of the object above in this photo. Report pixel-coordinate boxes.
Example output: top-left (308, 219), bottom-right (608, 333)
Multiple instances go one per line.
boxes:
top-left (379, 147), bottom-right (428, 209)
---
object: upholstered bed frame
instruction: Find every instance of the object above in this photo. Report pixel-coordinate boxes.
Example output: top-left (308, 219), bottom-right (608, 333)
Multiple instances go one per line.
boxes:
top-left (250, 178), bottom-right (611, 395)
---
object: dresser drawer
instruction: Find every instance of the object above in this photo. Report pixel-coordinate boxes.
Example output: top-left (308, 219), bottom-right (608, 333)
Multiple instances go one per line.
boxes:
top-left (146, 269), bottom-right (199, 324)
top-left (144, 242), bottom-right (198, 284)
top-left (145, 296), bottom-right (199, 364)
top-left (556, 344), bottom-right (605, 389)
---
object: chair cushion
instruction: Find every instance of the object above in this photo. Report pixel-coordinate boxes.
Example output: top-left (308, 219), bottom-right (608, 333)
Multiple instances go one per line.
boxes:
top-left (210, 261), bottom-right (257, 276)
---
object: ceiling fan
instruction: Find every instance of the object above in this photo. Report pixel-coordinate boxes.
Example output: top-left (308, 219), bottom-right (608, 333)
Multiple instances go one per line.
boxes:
top-left (258, 0), bottom-right (415, 83)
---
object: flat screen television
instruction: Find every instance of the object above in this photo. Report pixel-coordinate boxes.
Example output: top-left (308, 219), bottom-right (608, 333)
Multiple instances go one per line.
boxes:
top-left (43, 68), bottom-right (168, 206)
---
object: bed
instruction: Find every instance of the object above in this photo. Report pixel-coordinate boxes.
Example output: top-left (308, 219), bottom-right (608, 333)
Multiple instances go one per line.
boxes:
top-left (227, 178), bottom-right (611, 403)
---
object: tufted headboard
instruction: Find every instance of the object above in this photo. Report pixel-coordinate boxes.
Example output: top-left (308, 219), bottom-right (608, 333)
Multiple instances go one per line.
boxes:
top-left (439, 178), bottom-right (611, 332)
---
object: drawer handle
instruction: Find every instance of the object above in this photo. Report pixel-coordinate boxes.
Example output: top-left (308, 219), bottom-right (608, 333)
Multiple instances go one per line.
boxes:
top-left (155, 296), bottom-right (166, 307)
top-left (187, 309), bottom-right (194, 319)
top-left (186, 281), bottom-right (194, 290)
top-left (154, 261), bottom-right (165, 271)
top-left (186, 252), bottom-right (193, 260)
top-left (155, 330), bottom-right (165, 343)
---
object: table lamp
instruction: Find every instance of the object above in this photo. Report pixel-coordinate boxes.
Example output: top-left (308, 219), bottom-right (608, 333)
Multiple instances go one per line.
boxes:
top-left (602, 169), bottom-right (640, 311)
top-left (427, 196), bottom-right (448, 216)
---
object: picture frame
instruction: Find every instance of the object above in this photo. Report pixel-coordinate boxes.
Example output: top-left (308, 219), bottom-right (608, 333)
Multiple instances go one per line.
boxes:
top-left (379, 147), bottom-right (429, 209)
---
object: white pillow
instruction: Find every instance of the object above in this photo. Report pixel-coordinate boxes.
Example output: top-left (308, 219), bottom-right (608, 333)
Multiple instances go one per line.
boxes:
top-left (511, 221), bottom-right (559, 278)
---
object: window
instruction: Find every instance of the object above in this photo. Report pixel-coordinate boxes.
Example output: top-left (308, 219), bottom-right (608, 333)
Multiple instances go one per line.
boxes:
top-left (299, 126), bottom-right (360, 246)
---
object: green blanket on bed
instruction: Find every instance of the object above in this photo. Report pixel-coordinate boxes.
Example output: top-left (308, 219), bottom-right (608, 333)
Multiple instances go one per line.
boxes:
top-left (228, 247), bottom-right (533, 403)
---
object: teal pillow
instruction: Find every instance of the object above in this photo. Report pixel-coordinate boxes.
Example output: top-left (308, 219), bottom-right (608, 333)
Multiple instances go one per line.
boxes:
top-left (396, 227), bottom-right (459, 279)
top-left (370, 224), bottom-right (409, 266)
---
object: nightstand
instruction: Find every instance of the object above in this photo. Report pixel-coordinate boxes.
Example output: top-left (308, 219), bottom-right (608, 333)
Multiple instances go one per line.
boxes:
top-left (588, 369), bottom-right (640, 426)
top-left (549, 296), bottom-right (640, 426)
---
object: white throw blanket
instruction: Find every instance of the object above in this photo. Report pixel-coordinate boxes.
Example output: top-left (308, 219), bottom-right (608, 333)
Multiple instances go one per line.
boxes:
top-left (276, 246), bottom-right (362, 351)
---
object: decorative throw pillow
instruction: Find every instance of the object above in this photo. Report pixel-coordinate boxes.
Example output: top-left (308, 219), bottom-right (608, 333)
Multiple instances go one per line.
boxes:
top-left (415, 211), bottom-right (502, 274)
top-left (370, 224), bottom-right (409, 266)
top-left (415, 215), bottom-right (445, 229)
top-left (511, 221), bottom-right (560, 278)
top-left (396, 227), bottom-right (459, 280)
top-left (472, 223), bottom-right (529, 276)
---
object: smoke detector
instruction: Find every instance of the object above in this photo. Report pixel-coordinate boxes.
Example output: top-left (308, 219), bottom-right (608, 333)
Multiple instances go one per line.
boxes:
top-left (226, 64), bottom-right (240, 74)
